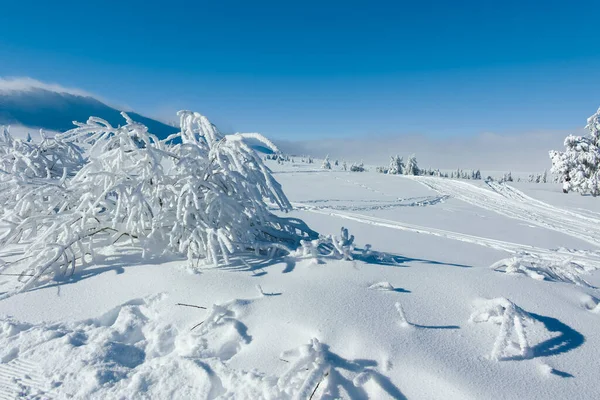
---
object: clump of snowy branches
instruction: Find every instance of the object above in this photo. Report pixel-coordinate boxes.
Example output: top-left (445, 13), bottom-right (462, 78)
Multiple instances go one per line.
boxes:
top-left (278, 337), bottom-right (389, 397)
top-left (470, 298), bottom-right (534, 360)
top-left (296, 227), bottom-right (356, 263)
top-left (491, 255), bottom-right (594, 287)
top-left (0, 112), bottom-right (316, 296)
top-left (550, 107), bottom-right (600, 196)
top-left (0, 127), bottom-right (84, 179)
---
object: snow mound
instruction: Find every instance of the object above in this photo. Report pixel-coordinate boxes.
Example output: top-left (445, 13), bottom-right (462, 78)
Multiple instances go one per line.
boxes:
top-left (580, 294), bottom-right (600, 313)
top-left (0, 293), bottom-right (401, 399)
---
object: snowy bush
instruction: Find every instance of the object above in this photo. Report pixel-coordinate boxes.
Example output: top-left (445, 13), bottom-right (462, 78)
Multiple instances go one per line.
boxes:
top-left (278, 337), bottom-right (391, 397)
top-left (550, 107), bottom-right (600, 196)
top-left (0, 126), bottom-right (84, 179)
top-left (0, 111), bottom-right (316, 296)
top-left (490, 255), bottom-right (593, 287)
top-left (296, 227), bottom-right (356, 262)
top-left (470, 298), bottom-right (533, 360)
top-left (349, 162), bottom-right (365, 172)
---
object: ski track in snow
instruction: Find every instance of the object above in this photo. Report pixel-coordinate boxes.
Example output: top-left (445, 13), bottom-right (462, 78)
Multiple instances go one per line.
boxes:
top-left (287, 195), bottom-right (450, 211)
top-left (0, 358), bottom-right (55, 399)
top-left (293, 203), bottom-right (600, 270)
top-left (408, 176), bottom-right (600, 248)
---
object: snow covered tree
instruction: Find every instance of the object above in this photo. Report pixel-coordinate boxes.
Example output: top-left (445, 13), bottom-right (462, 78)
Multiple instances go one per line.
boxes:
top-left (404, 155), bottom-right (419, 176)
top-left (342, 161), bottom-right (348, 171)
top-left (502, 172), bottom-right (513, 182)
top-left (550, 107), bottom-right (600, 196)
top-left (321, 155), bottom-right (331, 170)
top-left (0, 111), bottom-right (317, 296)
top-left (387, 155), bottom-right (404, 175)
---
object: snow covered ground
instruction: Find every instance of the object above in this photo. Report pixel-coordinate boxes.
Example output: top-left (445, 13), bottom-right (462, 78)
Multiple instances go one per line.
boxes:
top-left (1, 160), bottom-right (600, 399)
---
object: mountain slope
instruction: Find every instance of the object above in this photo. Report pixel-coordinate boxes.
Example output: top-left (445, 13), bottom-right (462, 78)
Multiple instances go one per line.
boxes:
top-left (0, 88), bottom-right (177, 139)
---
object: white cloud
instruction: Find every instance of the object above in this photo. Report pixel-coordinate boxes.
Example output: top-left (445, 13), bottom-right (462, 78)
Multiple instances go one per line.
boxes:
top-left (0, 77), bottom-right (93, 97)
top-left (0, 76), bottom-right (135, 111)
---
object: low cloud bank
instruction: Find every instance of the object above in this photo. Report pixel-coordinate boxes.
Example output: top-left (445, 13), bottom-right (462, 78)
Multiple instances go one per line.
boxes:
top-left (276, 129), bottom-right (581, 173)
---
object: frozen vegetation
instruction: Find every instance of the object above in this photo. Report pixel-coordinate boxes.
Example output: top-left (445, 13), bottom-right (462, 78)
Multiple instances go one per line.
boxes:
top-left (0, 109), bottom-right (599, 399)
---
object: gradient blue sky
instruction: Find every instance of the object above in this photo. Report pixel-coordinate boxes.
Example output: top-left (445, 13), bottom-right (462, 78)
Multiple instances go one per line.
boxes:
top-left (1, 0), bottom-right (599, 139)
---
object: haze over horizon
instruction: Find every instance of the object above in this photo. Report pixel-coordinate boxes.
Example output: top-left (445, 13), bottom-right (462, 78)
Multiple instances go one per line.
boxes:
top-left (1, 1), bottom-right (599, 140)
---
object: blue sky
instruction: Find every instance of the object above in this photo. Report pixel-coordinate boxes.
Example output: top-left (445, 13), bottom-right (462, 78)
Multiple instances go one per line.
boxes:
top-left (1, 0), bottom-right (599, 139)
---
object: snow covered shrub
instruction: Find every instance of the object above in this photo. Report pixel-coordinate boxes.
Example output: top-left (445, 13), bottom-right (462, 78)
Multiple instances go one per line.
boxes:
top-left (296, 227), bottom-right (356, 262)
top-left (278, 337), bottom-right (391, 397)
top-left (470, 298), bottom-right (533, 360)
top-left (375, 166), bottom-right (388, 173)
top-left (550, 107), bottom-right (600, 196)
top-left (0, 127), bottom-right (86, 229)
top-left (490, 255), bottom-right (593, 287)
top-left (0, 112), bottom-right (316, 296)
top-left (349, 162), bottom-right (365, 172)
top-left (387, 155), bottom-right (404, 175)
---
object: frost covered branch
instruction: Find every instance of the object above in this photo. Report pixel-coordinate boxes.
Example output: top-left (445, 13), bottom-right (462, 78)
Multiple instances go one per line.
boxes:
top-left (470, 298), bottom-right (534, 360)
top-left (490, 255), bottom-right (594, 287)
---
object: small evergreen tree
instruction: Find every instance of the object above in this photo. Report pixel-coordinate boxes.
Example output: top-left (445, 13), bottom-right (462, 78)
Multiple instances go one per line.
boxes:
top-left (387, 155), bottom-right (404, 175)
top-left (550, 107), bottom-right (600, 196)
top-left (405, 155), bottom-right (420, 176)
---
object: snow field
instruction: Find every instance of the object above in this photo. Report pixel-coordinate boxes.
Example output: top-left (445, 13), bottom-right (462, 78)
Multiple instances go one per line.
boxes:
top-left (1, 160), bottom-right (600, 398)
